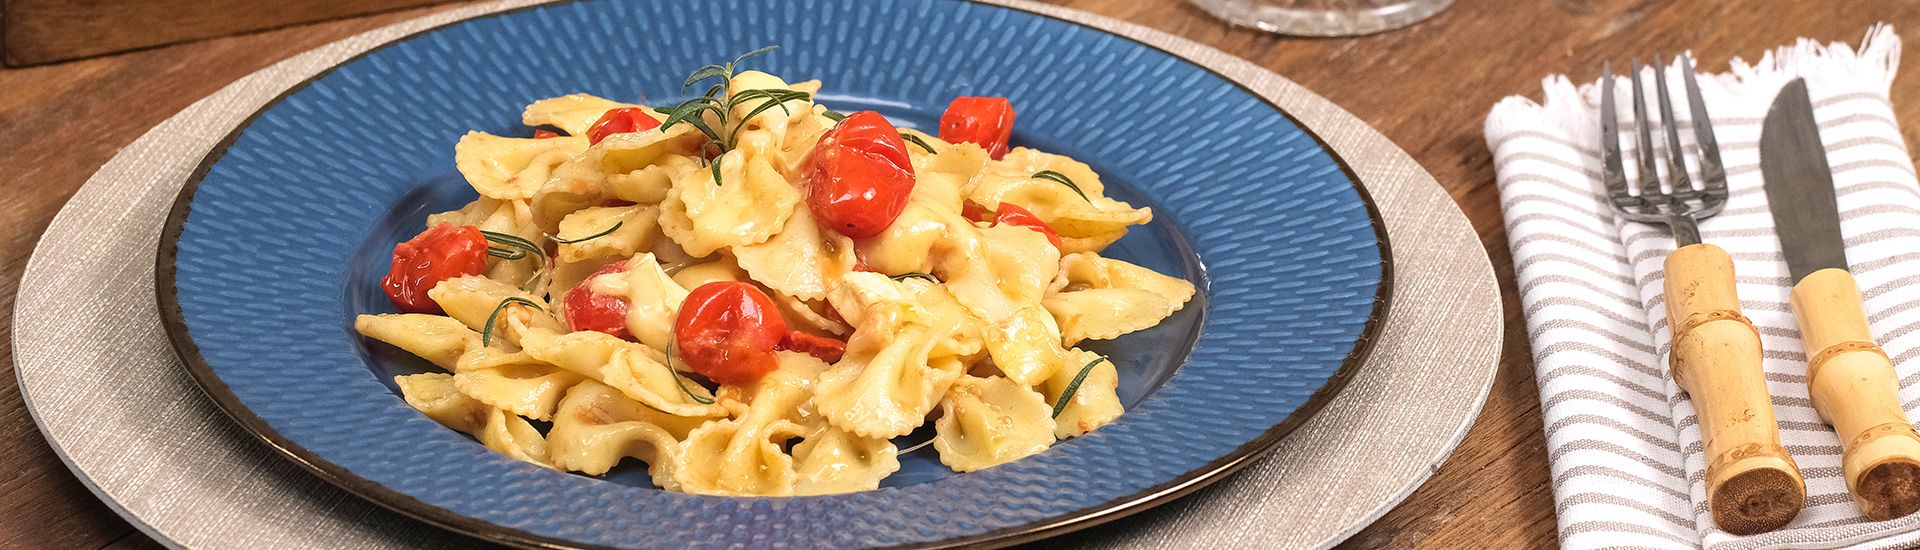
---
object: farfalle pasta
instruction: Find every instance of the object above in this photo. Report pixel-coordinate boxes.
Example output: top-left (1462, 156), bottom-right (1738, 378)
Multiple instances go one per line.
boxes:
top-left (354, 48), bottom-right (1194, 495)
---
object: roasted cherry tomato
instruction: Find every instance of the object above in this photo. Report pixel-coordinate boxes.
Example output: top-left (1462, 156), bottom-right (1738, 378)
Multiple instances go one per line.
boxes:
top-left (674, 282), bottom-right (789, 385)
top-left (778, 331), bottom-right (847, 363)
top-left (801, 111), bottom-right (916, 238)
top-left (938, 96), bottom-right (1015, 159)
top-left (564, 261), bottom-right (632, 340)
top-left (585, 107), bottom-right (662, 145)
top-left (532, 129), bottom-right (561, 139)
top-left (990, 203), bottom-right (1063, 250)
top-left (381, 223), bottom-right (489, 314)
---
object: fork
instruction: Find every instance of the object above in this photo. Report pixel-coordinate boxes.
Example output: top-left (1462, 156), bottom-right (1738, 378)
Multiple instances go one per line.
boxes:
top-left (1599, 54), bottom-right (1805, 535)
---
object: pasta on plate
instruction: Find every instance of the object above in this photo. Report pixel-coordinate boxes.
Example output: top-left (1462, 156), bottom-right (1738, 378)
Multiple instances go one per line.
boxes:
top-left (356, 48), bottom-right (1195, 495)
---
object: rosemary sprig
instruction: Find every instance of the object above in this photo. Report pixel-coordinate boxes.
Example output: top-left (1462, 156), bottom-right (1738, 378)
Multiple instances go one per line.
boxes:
top-left (900, 133), bottom-right (937, 154)
top-left (1032, 170), bottom-right (1092, 203)
top-left (481, 297), bottom-right (543, 347)
top-left (1051, 356), bottom-right (1110, 418)
top-left (890, 272), bottom-right (939, 283)
top-left (548, 221), bottom-right (623, 244)
top-left (662, 340), bottom-right (718, 404)
top-left (481, 230), bottom-right (547, 289)
top-left (822, 110), bottom-right (847, 122)
top-left (655, 46), bottom-right (816, 187)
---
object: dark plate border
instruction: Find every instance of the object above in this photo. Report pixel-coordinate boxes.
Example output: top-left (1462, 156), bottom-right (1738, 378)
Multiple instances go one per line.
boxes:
top-left (153, 1), bottom-right (1396, 548)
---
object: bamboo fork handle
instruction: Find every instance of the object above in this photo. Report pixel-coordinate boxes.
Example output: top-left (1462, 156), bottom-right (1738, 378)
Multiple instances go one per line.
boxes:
top-left (1666, 244), bottom-right (1806, 534)
top-left (1790, 267), bottom-right (1920, 520)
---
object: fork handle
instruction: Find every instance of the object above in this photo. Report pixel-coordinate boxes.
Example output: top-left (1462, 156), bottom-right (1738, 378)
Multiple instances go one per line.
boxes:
top-left (1790, 267), bottom-right (1920, 520)
top-left (1666, 243), bottom-right (1805, 534)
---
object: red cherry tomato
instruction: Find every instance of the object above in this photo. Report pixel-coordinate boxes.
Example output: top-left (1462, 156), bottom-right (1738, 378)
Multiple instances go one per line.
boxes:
top-left (674, 282), bottom-right (789, 385)
top-left (532, 129), bottom-right (561, 139)
top-left (585, 107), bottom-right (662, 145)
top-left (381, 224), bottom-right (489, 314)
top-left (938, 96), bottom-right (1015, 160)
top-left (801, 111), bottom-right (916, 238)
top-left (564, 261), bottom-right (632, 340)
top-left (777, 331), bottom-right (847, 363)
top-left (990, 203), bottom-right (1064, 250)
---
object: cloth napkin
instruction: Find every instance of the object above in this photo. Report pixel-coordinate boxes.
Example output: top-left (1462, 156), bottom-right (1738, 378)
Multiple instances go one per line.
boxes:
top-left (1487, 25), bottom-right (1920, 549)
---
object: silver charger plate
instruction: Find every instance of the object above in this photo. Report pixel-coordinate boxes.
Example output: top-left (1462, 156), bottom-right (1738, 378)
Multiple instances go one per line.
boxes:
top-left (10, 1), bottom-right (1501, 548)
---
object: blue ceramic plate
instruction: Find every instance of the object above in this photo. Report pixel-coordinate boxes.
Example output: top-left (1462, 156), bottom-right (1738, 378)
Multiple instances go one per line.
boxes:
top-left (157, 0), bottom-right (1389, 547)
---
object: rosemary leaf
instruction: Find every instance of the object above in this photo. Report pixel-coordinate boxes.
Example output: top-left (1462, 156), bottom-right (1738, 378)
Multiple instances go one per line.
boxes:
top-left (481, 231), bottom-right (543, 258)
top-left (683, 64), bottom-right (728, 89)
top-left (663, 341), bottom-right (717, 404)
top-left (1051, 356), bottom-right (1110, 418)
top-left (730, 45), bottom-right (779, 68)
top-left (1033, 170), bottom-right (1093, 203)
top-left (486, 247), bottom-right (526, 260)
top-left (723, 88), bottom-right (768, 109)
top-left (822, 110), bottom-right (847, 122)
top-left (900, 133), bottom-right (937, 154)
top-left (548, 221), bottom-right (624, 244)
top-left (727, 88), bottom-right (807, 111)
top-left (481, 297), bottom-right (543, 348)
top-left (680, 114), bottom-right (724, 145)
top-left (659, 97), bottom-right (724, 141)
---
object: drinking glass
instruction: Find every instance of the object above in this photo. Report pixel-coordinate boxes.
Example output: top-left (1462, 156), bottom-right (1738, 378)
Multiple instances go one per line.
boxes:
top-left (1188, 0), bottom-right (1454, 36)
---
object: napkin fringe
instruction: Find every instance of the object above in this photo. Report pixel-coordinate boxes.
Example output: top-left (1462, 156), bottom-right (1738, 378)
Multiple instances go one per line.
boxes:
top-left (1732, 23), bottom-right (1900, 94)
top-left (1485, 24), bottom-right (1900, 157)
top-left (1484, 75), bottom-right (1594, 155)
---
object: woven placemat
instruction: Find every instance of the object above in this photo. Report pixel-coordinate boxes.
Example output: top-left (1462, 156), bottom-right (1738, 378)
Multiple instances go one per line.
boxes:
top-left (11, 1), bottom-right (1501, 548)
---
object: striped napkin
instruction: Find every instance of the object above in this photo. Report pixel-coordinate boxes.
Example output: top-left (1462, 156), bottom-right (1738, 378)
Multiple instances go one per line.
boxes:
top-left (1487, 25), bottom-right (1920, 549)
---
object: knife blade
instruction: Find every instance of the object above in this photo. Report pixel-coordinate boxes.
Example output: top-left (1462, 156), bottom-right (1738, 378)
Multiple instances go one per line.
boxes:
top-left (1761, 78), bottom-right (1847, 281)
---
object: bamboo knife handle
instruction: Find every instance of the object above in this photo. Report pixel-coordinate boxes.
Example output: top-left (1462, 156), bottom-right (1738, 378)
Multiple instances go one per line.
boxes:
top-left (1790, 267), bottom-right (1920, 520)
top-left (1666, 243), bottom-right (1805, 534)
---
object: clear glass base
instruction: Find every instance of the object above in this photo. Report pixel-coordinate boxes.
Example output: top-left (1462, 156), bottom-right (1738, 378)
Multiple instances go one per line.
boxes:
top-left (1189, 0), bottom-right (1454, 37)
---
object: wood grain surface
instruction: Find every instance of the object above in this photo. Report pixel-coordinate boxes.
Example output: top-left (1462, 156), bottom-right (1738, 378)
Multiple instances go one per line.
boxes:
top-left (0, 1), bottom-right (1915, 548)
top-left (0, 0), bottom-right (453, 65)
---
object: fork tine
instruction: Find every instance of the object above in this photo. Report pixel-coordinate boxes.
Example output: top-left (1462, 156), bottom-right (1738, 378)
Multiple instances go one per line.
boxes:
top-left (1599, 62), bottom-right (1631, 202)
top-left (1652, 54), bottom-right (1693, 195)
top-left (1630, 60), bottom-right (1662, 196)
top-left (1681, 53), bottom-right (1727, 195)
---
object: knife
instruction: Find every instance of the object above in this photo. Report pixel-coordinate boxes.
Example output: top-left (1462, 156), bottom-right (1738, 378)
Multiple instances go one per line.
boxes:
top-left (1762, 77), bottom-right (1920, 521)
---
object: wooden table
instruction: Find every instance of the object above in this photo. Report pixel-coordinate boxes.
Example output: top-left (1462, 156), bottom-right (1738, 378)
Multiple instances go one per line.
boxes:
top-left (1, 1), bottom-right (1914, 548)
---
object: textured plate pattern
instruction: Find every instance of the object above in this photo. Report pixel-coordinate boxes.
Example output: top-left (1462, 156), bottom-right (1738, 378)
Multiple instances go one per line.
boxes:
top-left (159, 0), bottom-right (1385, 548)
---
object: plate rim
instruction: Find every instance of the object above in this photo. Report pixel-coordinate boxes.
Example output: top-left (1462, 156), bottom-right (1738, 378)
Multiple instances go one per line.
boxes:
top-left (152, 1), bottom-right (1395, 548)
